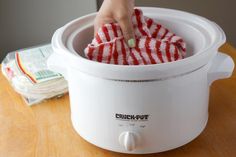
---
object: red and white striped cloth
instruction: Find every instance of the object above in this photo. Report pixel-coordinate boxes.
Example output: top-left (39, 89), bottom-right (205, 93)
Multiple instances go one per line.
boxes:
top-left (84, 9), bottom-right (186, 65)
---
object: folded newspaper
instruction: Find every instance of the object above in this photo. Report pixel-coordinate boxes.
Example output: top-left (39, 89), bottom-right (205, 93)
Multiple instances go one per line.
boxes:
top-left (1, 44), bottom-right (68, 105)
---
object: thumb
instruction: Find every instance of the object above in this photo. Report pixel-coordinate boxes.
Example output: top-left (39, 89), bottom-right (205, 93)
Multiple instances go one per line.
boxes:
top-left (117, 16), bottom-right (136, 48)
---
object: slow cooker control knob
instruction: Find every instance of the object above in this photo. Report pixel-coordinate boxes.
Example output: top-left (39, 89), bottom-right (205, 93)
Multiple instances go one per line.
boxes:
top-left (119, 131), bottom-right (139, 151)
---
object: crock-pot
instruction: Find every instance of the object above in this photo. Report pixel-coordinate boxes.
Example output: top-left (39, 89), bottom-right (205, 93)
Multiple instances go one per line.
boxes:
top-left (47, 7), bottom-right (234, 154)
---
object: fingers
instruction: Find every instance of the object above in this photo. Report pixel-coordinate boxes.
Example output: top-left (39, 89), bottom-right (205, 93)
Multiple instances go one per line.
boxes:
top-left (94, 19), bottom-right (104, 36)
top-left (94, 19), bottom-right (102, 36)
top-left (94, 14), bottom-right (136, 48)
top-left (94, 0), bottom-right (135, 47)
top-left (94, 15), bottom-right (115, 36)
top-left (117, 15), bottom-right (136, 48)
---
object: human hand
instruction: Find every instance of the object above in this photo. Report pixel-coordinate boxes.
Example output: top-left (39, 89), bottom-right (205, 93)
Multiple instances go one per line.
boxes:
top-left (94, 0), bottom-right (136, 48)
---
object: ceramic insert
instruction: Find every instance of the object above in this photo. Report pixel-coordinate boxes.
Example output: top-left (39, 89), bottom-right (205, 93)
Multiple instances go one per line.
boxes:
top-left (70, 17), bottom-right (207, 64)
top-left (84, 9), bottom-right (187, 65)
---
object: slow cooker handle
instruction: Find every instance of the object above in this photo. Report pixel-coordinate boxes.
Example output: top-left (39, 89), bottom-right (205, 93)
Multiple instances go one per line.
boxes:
top-left (208, 52), bottom-right (234, 85)
top-left (47, 28), bottom-right (68, 80)
top-left (47, 52), bottom-right (68, 80)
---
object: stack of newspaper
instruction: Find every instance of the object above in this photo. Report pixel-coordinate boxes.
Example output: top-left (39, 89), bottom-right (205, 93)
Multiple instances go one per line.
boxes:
top-left (1, 44), bottom-right (68, 105)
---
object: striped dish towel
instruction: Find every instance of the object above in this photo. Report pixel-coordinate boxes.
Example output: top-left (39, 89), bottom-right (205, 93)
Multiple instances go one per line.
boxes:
top-left (84, 9), bottom-right (186, 65)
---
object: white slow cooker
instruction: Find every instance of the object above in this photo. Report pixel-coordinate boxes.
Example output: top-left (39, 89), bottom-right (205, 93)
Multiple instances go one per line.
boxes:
top-left (47, 7), bottom-right (234, 154)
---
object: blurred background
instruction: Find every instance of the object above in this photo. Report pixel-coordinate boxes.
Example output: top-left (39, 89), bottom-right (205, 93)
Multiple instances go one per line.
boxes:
top-left (0, 0), bottom-right (235, 61)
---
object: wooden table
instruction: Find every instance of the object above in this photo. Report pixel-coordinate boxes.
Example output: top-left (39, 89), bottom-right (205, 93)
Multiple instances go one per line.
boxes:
top-left (0, 43), bottom-right (236, 157)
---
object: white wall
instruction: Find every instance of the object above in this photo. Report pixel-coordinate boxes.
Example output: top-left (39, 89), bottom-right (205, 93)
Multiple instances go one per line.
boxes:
top-left (0, 0), bottom-right (97, 61)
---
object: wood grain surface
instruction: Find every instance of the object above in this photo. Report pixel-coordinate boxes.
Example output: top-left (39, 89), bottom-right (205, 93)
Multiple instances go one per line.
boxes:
top-left (0, 43), bottom-right (235, 157)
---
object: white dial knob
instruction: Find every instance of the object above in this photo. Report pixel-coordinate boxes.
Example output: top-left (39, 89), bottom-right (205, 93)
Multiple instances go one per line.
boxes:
top-left (119, 131), bottom-right (139, 151)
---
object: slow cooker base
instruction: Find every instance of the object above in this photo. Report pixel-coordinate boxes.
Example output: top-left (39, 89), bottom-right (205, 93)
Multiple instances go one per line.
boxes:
top-left (71, 114), bottom-right (208, 154)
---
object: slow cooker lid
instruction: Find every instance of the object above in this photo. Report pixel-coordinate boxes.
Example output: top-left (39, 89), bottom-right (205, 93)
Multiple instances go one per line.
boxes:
top-left (52, 7), bottom-right (226, 80)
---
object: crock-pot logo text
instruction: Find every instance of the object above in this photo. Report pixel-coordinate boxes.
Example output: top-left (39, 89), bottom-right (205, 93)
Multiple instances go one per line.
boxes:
top-left (115, 114), bottom-right (149, 121)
